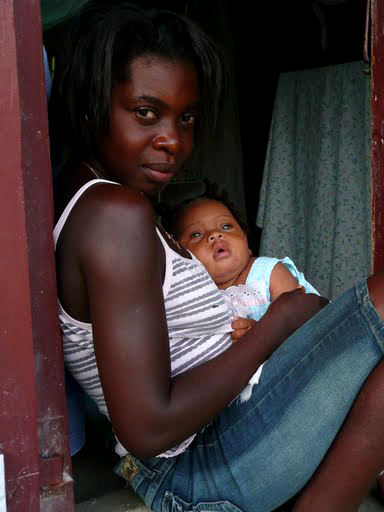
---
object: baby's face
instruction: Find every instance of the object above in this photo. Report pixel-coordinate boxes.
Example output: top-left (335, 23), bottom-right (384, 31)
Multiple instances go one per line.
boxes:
top-left (176, 199), bottom-right (251, 288)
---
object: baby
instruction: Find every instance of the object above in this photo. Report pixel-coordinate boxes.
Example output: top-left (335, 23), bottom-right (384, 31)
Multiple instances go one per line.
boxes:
top-left (169, 196), bottom-right (319, 400)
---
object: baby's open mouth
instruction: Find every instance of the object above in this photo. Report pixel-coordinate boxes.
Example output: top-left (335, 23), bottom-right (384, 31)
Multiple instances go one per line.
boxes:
top-left (213, 242), bottom-right (229, 260)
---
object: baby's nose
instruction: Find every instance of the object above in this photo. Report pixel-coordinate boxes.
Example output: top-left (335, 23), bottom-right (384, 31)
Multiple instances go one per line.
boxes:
top-left (208, 232), bottom-right (223, 242)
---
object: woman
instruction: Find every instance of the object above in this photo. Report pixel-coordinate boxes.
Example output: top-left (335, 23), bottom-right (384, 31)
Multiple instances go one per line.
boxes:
top-left (52, 3), bottom-right (384, 510)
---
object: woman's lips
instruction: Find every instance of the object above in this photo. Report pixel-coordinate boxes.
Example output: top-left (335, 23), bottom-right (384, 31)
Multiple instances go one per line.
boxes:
top-left (141, 164), bottom-right (175, 183)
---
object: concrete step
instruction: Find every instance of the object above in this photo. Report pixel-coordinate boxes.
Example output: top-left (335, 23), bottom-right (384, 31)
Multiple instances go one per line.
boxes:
top-left (75, 488), bottom-right (149, 511)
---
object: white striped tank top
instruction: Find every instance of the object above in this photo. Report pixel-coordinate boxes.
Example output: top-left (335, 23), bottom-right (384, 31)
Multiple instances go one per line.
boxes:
top-left (54, 179), bottom-right (233, 458)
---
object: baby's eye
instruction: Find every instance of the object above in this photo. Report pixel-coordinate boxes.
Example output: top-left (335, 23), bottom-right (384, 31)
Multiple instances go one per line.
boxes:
top-left (136, 108), bottom-right (157, 120)
top-left (222, 224), bottom-right (232, 230)
top-left (181, 113), bottom-right (196, 126)
top-left (190, 232), bottom-right (202, 239)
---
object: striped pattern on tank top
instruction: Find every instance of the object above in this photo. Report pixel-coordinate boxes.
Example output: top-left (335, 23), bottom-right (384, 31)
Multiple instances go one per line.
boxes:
top-left (54, 179), bottom-right (233, 458)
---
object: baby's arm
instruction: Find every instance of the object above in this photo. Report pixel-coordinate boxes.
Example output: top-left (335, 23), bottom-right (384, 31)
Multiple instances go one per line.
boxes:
top-left (269, 262), bottom-right (302, 302)
top-left (232, 262), bottom-right (305, 340)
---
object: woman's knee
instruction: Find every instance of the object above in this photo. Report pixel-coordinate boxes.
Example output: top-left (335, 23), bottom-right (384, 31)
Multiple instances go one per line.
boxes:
top-left (367, 269), bottom-right (384, 321)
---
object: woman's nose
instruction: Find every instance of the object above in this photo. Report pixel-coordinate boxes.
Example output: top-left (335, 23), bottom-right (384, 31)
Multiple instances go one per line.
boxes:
top-left (152, 126), bottom-right (180, 155)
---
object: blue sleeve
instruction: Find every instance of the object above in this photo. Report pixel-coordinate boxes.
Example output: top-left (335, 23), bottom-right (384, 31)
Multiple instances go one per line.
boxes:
top-left (246, 256), bottom-right (319, 298)
top-left (278, 257), bottom-right (319, 295)
top-left (246, 257), bottom-right (281, 302)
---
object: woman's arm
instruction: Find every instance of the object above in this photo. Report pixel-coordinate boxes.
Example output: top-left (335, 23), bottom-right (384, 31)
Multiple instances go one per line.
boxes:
top-left (78, 186), bottom-right (327, 459)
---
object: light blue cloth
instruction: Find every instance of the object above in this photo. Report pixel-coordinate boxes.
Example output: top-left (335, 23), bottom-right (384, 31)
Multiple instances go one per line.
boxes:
top-left (64, 368), bottom-right (85, 456)
top-left (246, 256), bottom-right (319, 320)
top-left (221, 256), bottom-right (319, 323)
top-left (257, 61), bottom-right (371, 300)
top-left (43, 47), bottom-right (52, 102)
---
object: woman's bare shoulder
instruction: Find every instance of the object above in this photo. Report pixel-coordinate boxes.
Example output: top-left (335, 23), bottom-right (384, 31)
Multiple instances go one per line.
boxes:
top-left (82, 182), bottom-right (153, 217)
top-left (66, 183), bottom-right (155, 244)
top-left (81, 185), bottom-right (158, 264)
top-left (57, 181), bottom-right (160, 292)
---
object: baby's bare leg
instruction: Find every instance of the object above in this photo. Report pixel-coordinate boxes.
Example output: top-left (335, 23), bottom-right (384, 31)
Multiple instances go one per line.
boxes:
top-left (293, 271), bottom-right (384, 512)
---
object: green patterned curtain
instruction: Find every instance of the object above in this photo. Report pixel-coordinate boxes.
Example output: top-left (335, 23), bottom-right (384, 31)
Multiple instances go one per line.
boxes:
top-left (257, 61), bottom-right (371, 300)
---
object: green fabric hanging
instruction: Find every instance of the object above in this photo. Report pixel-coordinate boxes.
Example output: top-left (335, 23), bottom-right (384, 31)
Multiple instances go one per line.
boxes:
top-left (41, 0), bottom-right (89, 31)
top-left (257, 61), bottom-right (371, 300)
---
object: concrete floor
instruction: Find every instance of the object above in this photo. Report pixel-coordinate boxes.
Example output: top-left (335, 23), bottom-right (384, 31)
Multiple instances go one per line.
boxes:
top-left (75, 486), bottom-right (384, 512)
top-left (75, 488), bottom-right (149, 511)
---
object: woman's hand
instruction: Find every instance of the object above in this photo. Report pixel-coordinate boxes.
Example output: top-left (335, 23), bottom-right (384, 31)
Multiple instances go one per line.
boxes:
top-left (231, 317), bottom-right (257, 341)
top-left (263, 288), bottom-right (329, 338)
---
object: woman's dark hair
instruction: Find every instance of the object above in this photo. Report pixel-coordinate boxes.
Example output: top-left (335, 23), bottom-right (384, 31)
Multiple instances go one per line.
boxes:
top-left (51, 2), bottom-right (224, 158)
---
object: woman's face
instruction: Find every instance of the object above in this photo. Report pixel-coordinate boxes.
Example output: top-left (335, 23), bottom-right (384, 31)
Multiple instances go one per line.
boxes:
top-left (97, 55), bottom-right (200, 195)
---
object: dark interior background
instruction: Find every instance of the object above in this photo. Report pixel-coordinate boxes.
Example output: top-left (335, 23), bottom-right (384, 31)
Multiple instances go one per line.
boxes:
top-left (230, 0), bottom-right (368, 250)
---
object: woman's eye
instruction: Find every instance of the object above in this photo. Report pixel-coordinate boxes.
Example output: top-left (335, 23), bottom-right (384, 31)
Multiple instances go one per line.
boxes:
top-left (136, 108), bottom-right (157, 120)
top-left (181, 113), bottom-right (196, 126)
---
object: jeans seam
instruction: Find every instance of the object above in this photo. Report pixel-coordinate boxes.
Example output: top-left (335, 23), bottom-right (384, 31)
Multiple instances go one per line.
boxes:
top-left (163, 491), bottom-right (245, 512)
top-left (143, 456), bottom-right (177, 507)
top-left (360, 299), bottom-right (384, 355)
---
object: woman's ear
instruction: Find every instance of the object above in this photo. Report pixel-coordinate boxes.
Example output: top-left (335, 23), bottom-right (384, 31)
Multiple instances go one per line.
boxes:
top-left (249, 248), bottom-right (253, 257)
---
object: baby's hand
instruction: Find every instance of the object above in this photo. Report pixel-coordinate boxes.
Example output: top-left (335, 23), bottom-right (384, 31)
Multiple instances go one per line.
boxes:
top-left (231, 317), bottom-right (257, 342)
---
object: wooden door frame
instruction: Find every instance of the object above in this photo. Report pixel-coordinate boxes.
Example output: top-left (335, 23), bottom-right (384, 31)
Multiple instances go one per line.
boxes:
top-left (371, 0), bottom-right (384, 271)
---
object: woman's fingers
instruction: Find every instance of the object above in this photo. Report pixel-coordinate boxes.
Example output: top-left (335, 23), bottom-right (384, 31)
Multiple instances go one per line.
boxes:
top-left (265, 291), bottom-right (330, 337)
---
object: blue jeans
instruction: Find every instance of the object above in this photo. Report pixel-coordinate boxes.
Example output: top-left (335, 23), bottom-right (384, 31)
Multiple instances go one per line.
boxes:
top-left (64, 367), bottom-right (86, 456)
top-left (116, 279), bottom-right (384, 511)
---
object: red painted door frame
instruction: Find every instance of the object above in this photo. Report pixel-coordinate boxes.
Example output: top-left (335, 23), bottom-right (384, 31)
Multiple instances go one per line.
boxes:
top-left (0, 1), bottom-right (73, 510)
top-left (372, 0), bottom-right (384, 271)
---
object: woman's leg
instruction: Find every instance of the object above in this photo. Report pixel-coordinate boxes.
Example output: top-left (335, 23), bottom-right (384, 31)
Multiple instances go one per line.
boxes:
top-left (293, 360), bottom-right (384, 511)
top-left (293, 270), bottom-right (384, 512)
